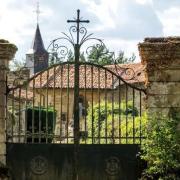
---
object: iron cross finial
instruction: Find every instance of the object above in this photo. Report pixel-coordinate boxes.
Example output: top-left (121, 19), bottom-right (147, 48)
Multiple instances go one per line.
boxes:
top-left (67, 9), bottom-right (90, 24)
top-left (34, 1), bottom-right (41, 24)
top-left (67, 9), bottom-right (90, 44)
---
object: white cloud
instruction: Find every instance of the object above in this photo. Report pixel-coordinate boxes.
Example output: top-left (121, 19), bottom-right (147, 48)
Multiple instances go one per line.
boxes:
top-left (104, 38), bottom-right (141, 61)
top-left (81, 0), bottom-right (118, 29)
top-left (0, 1), bottom-right (53, 60)
top-left (135, 0), bottom-right (152, 5)
top-left (0, 0), bottom-right (178, 63)
top-left (0, 3), bottom-right (33, 45)
top-left (157, 7), bottom-right (180, 36)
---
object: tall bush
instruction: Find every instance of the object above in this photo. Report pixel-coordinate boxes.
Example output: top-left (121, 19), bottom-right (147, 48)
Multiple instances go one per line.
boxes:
top-left (141, 110), bottom-right (180, 179)
top-left (86, 101), bottom-right (146, 144)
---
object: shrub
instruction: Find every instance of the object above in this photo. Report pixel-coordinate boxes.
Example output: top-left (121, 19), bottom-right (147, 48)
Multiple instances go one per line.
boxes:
top-left (86, 101), bottom-right (146, 144)
top-left (140, 110), bottom-right (180, 180)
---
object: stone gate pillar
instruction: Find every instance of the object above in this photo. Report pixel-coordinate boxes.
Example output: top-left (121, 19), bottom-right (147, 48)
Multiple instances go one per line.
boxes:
top-left (138, 37), bottom-right (180, 116)
top-left (0, 39), bottom-right (17, 165)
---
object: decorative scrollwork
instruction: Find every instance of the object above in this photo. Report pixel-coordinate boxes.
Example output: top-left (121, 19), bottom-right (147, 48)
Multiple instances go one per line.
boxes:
top-left (69, 25), bottom-right (77, 44)
top-left (30, 156), bottom-right (48, 175)
top-left (47, 9), bottom-right (140, 83)
top-left (105, 156), bottom-right (121, 176)
top-left (85, 42), bottom-right (104, 56)
top-left (47, 38), bottom-right (73, 64)
top-left (114, 63), bottom-right (136, 81)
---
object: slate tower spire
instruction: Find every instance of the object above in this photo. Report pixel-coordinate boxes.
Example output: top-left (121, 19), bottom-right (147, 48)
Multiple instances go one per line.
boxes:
top-left (26, 2), bottom-right (48, 76)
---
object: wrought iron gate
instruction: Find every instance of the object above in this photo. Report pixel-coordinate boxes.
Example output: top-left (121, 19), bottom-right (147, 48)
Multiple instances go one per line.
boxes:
top-left (6, 10), bottom-right (146, 180)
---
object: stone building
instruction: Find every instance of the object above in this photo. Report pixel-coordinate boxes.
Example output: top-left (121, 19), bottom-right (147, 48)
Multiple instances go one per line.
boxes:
top-left (7, 61), bottom-right (145, 143)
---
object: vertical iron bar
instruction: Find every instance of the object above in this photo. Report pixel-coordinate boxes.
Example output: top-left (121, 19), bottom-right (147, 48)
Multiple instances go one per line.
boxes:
top-left (12, 89), bottom-right (15, 142)
top-left (25, 86), bottom-right (28, 143)
top-left (111, 75), bottom-right (115, 144)
top-left (32, 79), bottom-right (35, 143)
top-left (73, 39), bottom-right (80, 180)
top-left (105, 70), bottom-right (107, 144)
top-left (39, 74), bottom-right (42, 143)
top-left (125, 84), bottom-right (128, 144)
top-left (73, 39), bottom-right (80, 145)
top-left (133, 89), bottom-right (135, 144)
top-left (84, 64), bottom-right (87, 144)
top-left (60, 66), bottom-right (63, 143)
top-left (98, 68), bottom-right (100, 144)
top-left (91, 65), bottom-right (94, 144)
top-left (53, 66), bottom-right (56, 143)
top-left (67, 9), bottom-right (90, 180)
top-left (5, 75), bottom-right (8, 143)
top-left (118, 79), bottom-right (121, 144)
top-left (18, 88), bottom-right (21, 143)
top-left (46, 70), bottom-right (49, 143)
top-left (67, 64), bottom-right (70, 143)
top-left (139, 91), bottom-right (142, 144)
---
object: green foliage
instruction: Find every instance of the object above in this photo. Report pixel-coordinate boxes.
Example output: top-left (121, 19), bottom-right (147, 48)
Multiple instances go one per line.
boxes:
top-left (87, 44), bottom-right (114, 65)
top-left (87, 44), bottom-right (136, 65)
top-left (121, 112), bottom-right (147, 144)
top-left (141, 110), bottom-right (180, 180)
top-left (86, 101), bottom-right (146, 144)
top-left (116, 51), bottom-right (136, 64)
top-left (66, 44), bottom-right (136, 65)
top-left (67, 49), bottom-right (86, 62)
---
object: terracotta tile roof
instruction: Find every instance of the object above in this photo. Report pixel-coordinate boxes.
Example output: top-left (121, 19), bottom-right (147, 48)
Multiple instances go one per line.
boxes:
top-left (105, 62), bottom-right (145, 84)
top-left (32, 63), bottom-right (145, 89)
top-left (9, 63), bottom-right (145, 100)
top-left (33, 65), bottom-right (113, 89)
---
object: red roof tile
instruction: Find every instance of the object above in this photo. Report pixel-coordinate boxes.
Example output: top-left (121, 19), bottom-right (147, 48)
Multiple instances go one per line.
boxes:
top-left (31, 63), bottom-right (145, 89)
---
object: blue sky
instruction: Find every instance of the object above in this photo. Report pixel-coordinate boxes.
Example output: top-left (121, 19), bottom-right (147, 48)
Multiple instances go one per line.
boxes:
top-left (0, 0), bottom-right (180, 62)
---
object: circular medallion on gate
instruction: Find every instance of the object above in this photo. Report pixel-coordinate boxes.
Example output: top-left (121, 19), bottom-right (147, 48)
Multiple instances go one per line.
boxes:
top-left (105, 156), bottom-right (120, 176)
top-left (30, 156), bottom-right (48, 175)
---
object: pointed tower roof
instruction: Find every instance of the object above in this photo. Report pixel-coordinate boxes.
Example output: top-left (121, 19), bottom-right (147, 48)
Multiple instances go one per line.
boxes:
top-left (31, 24), bottom-right (46, 53)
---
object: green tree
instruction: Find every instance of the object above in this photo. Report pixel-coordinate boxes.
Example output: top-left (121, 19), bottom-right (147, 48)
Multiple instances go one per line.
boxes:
top-left (87, 44), bottom-right (114, 65)
top-left (67, 50), bottom-right (86, 62)
top-left (66, 44), bottom-right (135, 65)
top-left (87, 44), bottom-right (136, 65)
top-left (116, 51), bottom-right (136, 64)
top-left (67, 49), bottom-right (74, 62)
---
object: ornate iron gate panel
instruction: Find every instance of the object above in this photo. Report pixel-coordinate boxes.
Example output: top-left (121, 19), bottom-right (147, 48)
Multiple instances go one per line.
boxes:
top-left (6, 10), bottom-right (146, 180)
top-left (6, 62), bottom-right (145, 144)
top-left (7, 144), bottom-right (141, 180)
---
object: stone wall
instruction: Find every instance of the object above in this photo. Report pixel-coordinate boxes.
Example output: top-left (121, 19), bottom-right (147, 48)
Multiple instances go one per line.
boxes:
top-left (138, 37), bottom-right (180, 117)
top-left (0, 39), bottom-right (17, 179)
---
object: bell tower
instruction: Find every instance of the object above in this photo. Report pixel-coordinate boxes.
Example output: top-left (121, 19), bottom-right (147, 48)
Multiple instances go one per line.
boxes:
top-left (26, 2), bottom-right (48, 76)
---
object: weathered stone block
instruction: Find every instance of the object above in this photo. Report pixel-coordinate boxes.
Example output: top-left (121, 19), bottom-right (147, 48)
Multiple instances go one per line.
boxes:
top-left (147, 69), bottom-right (180, 82)
top-left (0, 143), bottom-right (5, 155)
top-left (0, 40), bottom-right (17, 60)
top-left (0, 39), bottom-right (17, 166)
top-left (148, 107), bottom-right (178, 116)
top-left (146, 94), bottom-right (180, 108)
top-left (147, 82), bottom-right (180, 95)
top-left (0, 132), bottom-right (5, 143)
